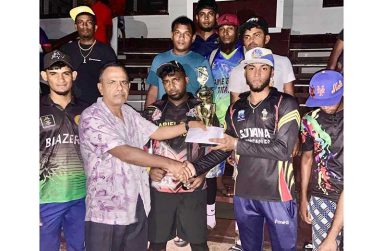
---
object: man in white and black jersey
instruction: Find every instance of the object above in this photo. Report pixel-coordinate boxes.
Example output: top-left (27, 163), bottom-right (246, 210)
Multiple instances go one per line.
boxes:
top-left (185, 47), bottom-right (301, 251)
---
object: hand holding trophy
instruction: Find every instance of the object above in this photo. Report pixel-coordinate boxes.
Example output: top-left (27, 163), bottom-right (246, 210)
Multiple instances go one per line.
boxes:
top-left (195, 66), bottom-right (216, 127)
top-left (185, 66), bottom-right (224, 145)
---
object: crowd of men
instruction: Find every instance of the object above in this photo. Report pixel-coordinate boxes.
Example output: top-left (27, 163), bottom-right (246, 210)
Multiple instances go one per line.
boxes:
top-left (40, 0), bottom-right (344, 250)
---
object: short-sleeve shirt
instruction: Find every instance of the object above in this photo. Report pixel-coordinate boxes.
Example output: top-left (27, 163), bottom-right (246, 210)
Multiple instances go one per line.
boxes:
top-left (301, 108), bottom-right (344, 202)
top-left (228, 52), bottom-right (295, 94)
top-left (146, 50), bottom-right (215, 99)
top-left (79, 98), bottom-right (158, 225)
top-left (210, 46), bottom-right (245, 126)
top-left (92, 1), bottom-right (113, 44)
top-left (40, 95), bottom-right (88, 204)
top-left (190, 33), bottom-right (220, 59)
top-left (61, 41), bottom-right (116, 105)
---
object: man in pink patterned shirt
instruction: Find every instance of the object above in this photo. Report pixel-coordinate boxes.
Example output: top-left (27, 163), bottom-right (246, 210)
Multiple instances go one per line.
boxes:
top-left (79, 62), bottom-right (202, 251)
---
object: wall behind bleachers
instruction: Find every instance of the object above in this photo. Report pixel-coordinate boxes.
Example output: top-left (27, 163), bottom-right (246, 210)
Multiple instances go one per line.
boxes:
top-left (40, 0), bottom-right (343, 39)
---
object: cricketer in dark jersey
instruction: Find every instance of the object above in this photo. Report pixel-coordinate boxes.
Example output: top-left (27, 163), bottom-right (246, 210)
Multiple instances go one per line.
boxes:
top-left (301, 108), bottom-right (344, 202)
top-left (142, 93), bottom-right (219, 248)
top-left (192, 88), bottom-right (300, 201)
top-left (40, 95), bottom-right (88, 203)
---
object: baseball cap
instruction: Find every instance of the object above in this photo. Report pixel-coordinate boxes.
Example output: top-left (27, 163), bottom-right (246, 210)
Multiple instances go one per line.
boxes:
top-left (156, 60), bottom-right (186, 78)
top-left (43, 50), bottom-right (73, 70)
top-left (195, 0), bottom-right (218, 14)
top-left (241, 47), bottom-right (274, 68)
top-left (239, 16), bottom-right (269, 36)
top-left (306, 70), bottom-right (344, 107)
top-left (217, 14), bottom-right (239, 27)
top-left (69, 6), bottom-right (95, 21)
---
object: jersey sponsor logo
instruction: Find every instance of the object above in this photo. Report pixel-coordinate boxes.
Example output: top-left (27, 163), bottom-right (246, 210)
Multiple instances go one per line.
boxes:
top-left (74, 115), bottom-right (81, 125)
top-left (45, 133), bottom-right (80, 148)
top-left (186, 107), bottom-right (197, 117)
top-left (40, 114), bottom-right (56, 129)
top-left (274, 219), bottom-right (290, 225)
top-left (237, 110), bottom-right (245, 121)
top-left (239, 127), bottom-right (271, 144)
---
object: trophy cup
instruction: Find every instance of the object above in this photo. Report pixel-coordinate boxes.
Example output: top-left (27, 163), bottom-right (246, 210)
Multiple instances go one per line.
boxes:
top-left (184, 66), bottom-right (223, 145)
top-left (196, 66), bottom-right (216, 126)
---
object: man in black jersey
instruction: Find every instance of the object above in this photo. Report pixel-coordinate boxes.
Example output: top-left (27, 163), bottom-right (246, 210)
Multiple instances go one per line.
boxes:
top-left (185, 47), bottom-right (301, 251)
top-left (300, 70), bottom-right (344, 251)
top-left (40, 50), bottom-right (88, 251)
top-left (143, 61), bottom-right (218, 251)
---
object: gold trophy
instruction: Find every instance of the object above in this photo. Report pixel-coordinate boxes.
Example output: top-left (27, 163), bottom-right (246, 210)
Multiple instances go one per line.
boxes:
top-left (196, 66), bottom-right (216, 126)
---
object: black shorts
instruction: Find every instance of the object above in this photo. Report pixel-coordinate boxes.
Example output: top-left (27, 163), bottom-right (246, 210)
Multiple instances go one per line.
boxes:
top-left (148, 188), bottom-right (207, 244)
top-left (85, 195), bottom-right (148, 251)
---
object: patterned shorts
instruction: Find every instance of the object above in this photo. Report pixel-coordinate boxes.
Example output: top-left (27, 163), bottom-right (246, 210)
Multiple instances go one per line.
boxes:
top-left (309, 196), bottom-right (343, 250)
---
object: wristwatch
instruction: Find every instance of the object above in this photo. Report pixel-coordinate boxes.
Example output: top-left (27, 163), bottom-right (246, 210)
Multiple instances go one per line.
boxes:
top-left (184, 121), bottom-right (190, 131)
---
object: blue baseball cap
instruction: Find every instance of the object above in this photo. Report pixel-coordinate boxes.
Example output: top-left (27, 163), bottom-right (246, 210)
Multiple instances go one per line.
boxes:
top-left (241, 47), bottom-right (274, 68)
top-left (306, 70), bottom-right (344, 107)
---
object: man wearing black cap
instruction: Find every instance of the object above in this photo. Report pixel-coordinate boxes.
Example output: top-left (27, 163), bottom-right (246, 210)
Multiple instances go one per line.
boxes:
top-left (228, 16), bottom-right (295, 102)
top-left (40, 50), bottom-right (88, 251)
top-left (300, 70), bottom-right (344, 251)
top-left (191, 0), bottom-right (220, 58)
top-left (143, 61), bottom-right (218, 251)
top-left (61, 6), bottom-right (116, 105)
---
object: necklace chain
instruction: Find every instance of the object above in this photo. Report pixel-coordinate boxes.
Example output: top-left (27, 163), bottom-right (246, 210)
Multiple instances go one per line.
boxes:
top-left (78, 40), bottom-right (96, 63)
top-left (248, 98), bottom-right (264, 113)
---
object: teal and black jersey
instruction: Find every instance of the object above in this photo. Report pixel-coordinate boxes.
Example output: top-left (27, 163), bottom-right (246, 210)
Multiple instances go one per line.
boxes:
top-left (40, 95), bottom-right (87, 204)
top-left (301, 108), bottom-right (344, 202)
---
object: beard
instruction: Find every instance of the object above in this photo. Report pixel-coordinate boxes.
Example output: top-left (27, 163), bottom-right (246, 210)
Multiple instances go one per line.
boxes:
top-left (247, 77), bottom-right (270, 93)
top-left (168, 92), bottom-right (185, 101)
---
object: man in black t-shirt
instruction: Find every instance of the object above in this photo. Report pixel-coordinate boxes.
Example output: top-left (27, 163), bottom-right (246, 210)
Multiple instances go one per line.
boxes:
top-left (184, 48), bottom-right (301, 251)
top-left (300, 70), bottom-right (344, 251)
top-left (61, 6), bottom-right (116, 105)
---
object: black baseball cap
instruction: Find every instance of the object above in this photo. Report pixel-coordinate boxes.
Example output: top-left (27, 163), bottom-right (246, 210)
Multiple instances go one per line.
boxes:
top-left (43, 50), bottom-right (73, 70)
top-left (195, 0), bottom-right (218, 14)
top-left (239, 16), bottom-right (269, 36)
top-left (156, 61), bottom-right (186, 78)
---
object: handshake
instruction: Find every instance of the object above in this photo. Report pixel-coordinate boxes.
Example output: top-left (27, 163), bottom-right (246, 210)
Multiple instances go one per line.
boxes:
top-left (169, 160), bottom-right (197, 183)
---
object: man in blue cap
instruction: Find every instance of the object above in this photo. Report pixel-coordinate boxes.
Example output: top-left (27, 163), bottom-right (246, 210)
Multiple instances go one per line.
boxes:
top-left (299, 70), bottom-right (344, 251)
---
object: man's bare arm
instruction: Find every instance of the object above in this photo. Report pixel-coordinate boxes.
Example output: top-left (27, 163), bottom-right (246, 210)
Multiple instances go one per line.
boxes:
top-left (300, 150), bottom-right (314, 224)
top-left (144, 85), bottom-right (158, 108)
top-left (283, 81), bottom-right (295, 96)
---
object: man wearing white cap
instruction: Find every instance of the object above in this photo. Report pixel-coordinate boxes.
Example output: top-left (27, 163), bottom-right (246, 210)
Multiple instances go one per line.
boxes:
top-left (184, 47), bottom-right (301, 251)
top-left (300, 70), bottom-right (344, 251)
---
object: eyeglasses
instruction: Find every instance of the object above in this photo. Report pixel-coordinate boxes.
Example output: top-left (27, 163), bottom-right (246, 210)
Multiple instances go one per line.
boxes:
top-left (105, 80), bottom-right (130, 88)
top-left (172, 30), bottom-right (192, 39)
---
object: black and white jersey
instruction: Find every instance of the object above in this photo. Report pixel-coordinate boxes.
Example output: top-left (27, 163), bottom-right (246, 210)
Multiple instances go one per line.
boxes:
top-left (193, 88), bottom-right (300, 201)
top-left (40, 95), bottom-right (88, 203)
